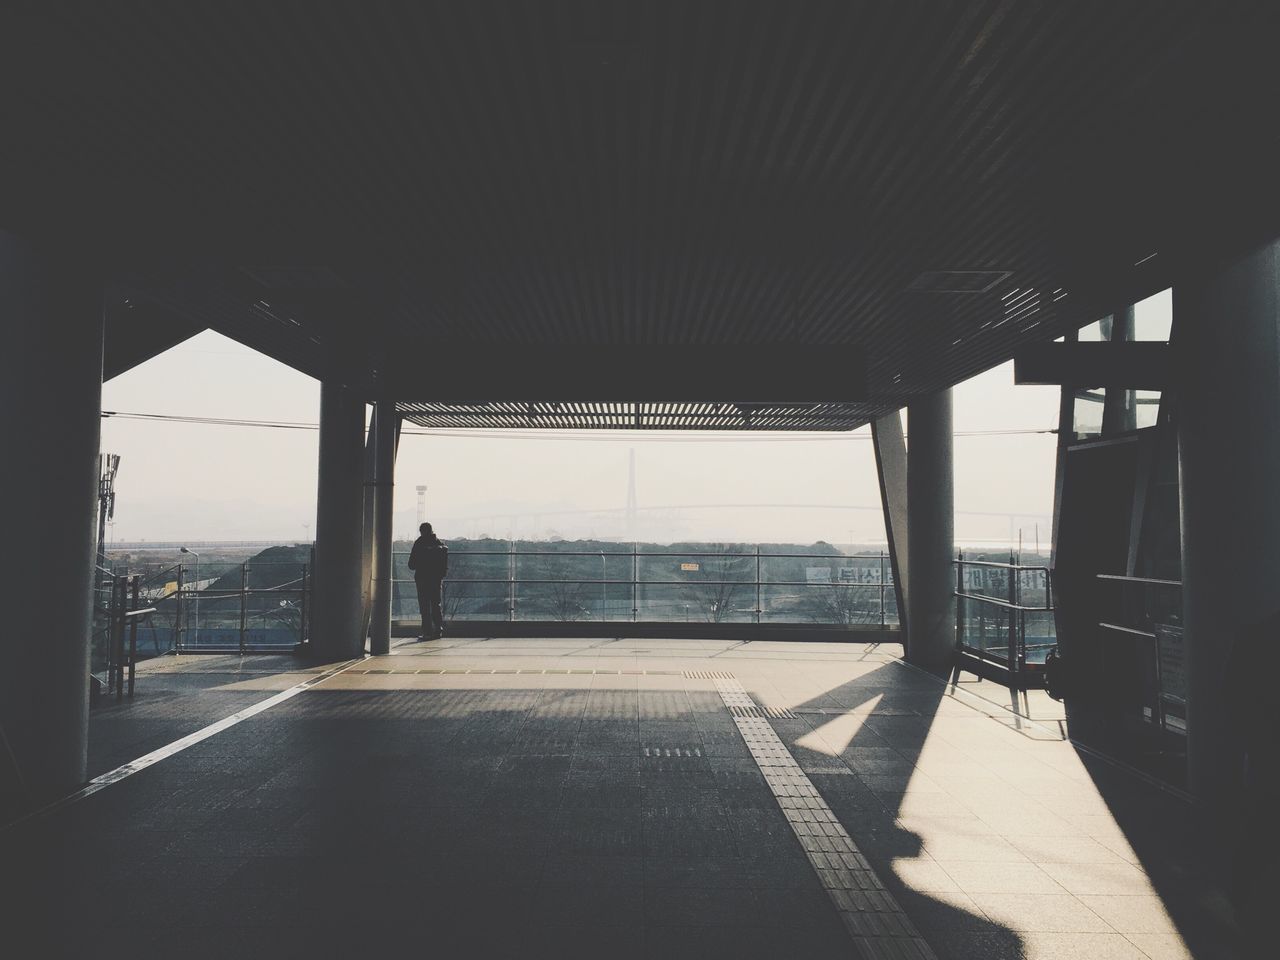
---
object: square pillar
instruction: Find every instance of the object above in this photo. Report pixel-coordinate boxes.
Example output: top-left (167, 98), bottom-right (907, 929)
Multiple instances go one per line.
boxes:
top-left (0, 232), bottom-right (103, 806)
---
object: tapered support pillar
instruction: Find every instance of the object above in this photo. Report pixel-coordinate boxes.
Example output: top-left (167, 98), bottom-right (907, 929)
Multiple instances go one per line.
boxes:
top-left (872, 410), bottom-right (909, 632)
top-left (369, 401), bottom-right (398, 655)
top-left (0, 232), bottom-right (102, 806)
top-left (906, 390), bottom-right (955, 674)
top-left (311, 383), bottom-right (367, 661)
top-left (1176, 238), bottom-right (1280, 812)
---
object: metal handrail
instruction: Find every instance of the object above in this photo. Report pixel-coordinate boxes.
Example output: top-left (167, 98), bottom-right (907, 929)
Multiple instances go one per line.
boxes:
top-left (952, 555), bottom-right (1055, 685)
top-left (394, 577), bottom-right (886, 587)
top-left (159, 562), bottom-right (311, 652)
top-left (390, 547), bottom-right (894, 625)
top-left (392, 549), bottom-right (888, 561)
top-left (953, 591), bottom-right (1052, 612)
top-left (1099, 621), bottom-right (1157, 639)
top-left (1096, 573), bottom-right (1182, 587)
top-left (957, 559), bottom-right (1050, 573)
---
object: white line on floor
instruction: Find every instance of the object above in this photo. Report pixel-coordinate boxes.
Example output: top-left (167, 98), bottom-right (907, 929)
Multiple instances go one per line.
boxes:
top-left (2, 656), bottom-right (365, 832)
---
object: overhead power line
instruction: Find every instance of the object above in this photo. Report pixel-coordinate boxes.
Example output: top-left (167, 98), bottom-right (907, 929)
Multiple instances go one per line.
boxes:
top-left (100, 410), bottom-right (1057, 442)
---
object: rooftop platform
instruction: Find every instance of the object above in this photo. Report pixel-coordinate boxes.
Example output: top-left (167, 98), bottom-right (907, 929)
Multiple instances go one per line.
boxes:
top-left (2, 639), bottom-right (1239, 959)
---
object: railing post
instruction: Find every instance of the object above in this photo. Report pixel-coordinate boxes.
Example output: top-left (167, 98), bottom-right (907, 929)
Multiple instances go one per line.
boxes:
top-left (755, 544), bottom-right (762, 624)
top-left (239, 562), bottom-right (248, 655)
top-left (508, 539), bottom-right (515, 621)
top-left (1007, 551), bottom-right (1019, 684)
top-left (299, 562), bottom-right (309, 647)
top-left (954, 550), bottom-right (963, 654)
top-left (128, 576), bottom-right (139, 697)
top-left (880, 550), bottom-right (886, 627)
top-left (631, 542), bottom-right (638, 622)
top-left (175, 563), bottom-right (184, 654)
top-left (113, 577), bottom-right (125, 702)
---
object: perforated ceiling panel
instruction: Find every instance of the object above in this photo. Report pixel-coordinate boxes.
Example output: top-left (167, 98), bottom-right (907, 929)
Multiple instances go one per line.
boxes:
top-left (396, 401), bottom-right (874, 431)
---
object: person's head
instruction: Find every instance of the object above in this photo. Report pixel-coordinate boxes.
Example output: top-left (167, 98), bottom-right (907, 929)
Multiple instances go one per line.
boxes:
top-left (420, 522), bottom-right (433, 537)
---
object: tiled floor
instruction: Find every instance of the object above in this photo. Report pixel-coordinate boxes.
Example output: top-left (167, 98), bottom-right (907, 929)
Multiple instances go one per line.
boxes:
top-left (0, 638), bottom-right (1241, 958)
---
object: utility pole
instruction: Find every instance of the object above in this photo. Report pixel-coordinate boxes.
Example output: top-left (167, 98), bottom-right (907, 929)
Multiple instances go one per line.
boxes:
top-left (625, 448), bottom-right (637, 542)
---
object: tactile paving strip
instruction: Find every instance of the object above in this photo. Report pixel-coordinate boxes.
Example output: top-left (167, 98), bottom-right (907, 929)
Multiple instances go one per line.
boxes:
top-left (713, 676), bottom-right (937, 960)
top-left (358, 667), bottom-right (684, 675)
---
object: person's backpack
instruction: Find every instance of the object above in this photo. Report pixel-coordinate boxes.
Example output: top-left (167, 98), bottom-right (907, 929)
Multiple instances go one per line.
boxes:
top-left (1044, 646), bottom-right (1068, 701)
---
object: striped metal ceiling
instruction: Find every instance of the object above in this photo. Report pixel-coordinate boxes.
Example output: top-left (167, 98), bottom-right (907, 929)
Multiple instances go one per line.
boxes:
top-left (396, 401), bottom-right (872, 431)
top-left (4, 1), bottom-right (1277, 429)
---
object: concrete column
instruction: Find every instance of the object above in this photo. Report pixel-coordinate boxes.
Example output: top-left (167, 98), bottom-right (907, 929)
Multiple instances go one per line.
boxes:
top-left (1176, 238), bottom-right (1280, 810)
top-left (369, 401), bottom-right (397, 655)
top-left (906, 389), bottom-right (955, 674)
top-left (0, 232), bottom-right (102, 805)
top-left (871, 410), bottom-right (909, 631)
top-left (311, 383), bottom-right (367, 661)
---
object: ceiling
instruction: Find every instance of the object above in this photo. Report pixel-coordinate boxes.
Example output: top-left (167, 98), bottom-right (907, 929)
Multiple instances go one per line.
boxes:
top-left (4, 1), bottom-right (1277, 429)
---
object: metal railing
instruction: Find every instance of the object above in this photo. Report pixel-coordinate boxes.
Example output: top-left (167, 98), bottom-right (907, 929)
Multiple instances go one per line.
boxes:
top-left (391, 547), bottom-right (899, 626)
top-left (170, 562), bottom-right (309, 652)
top-left (100, 575), bottom-right (156, 699)
top-left (98, 561), bottom-right (311, 654)
top-left (954, 554), bottom-right (1055, 684)
top-left (1096, 573), bottom-right (1185, 734)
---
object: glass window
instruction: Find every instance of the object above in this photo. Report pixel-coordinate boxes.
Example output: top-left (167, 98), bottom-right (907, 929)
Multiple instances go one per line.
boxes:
top-left (1134, 389), bottom-right (1161, 429)
top-left (1073, 389), bottom-right (1105, 439)
top-left (1133, 288), bottom-right (1172, 341)
top-left (1078, 317), bottom-right (1110, 341)
top-left (951, 360), bottom-right (1057, 556)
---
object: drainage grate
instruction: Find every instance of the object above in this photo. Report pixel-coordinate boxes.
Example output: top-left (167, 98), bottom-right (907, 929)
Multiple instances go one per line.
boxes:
top-left (642, 746), bottom-right (704, 757)
top-left (684, 670), bottom-right (736, 680)
top-left (728, 704), bottom-right (798, 720)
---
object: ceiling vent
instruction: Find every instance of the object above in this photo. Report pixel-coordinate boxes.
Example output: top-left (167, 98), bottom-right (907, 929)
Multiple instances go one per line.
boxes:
top-left (908, 270), bottom-right (1012, 294)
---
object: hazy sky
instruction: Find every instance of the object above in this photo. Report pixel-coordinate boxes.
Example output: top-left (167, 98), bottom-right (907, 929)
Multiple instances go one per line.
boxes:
top-left (106, 281), bottom-right (1178, 548)
top-left (100, 328), bottom-right (1076, 548)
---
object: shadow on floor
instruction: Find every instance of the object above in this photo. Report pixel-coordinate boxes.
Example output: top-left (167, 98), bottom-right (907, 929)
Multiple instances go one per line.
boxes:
top-left (0, 657), bottom-right (1021, 959)
top-left (765, 662), bottom-right (1028, 960)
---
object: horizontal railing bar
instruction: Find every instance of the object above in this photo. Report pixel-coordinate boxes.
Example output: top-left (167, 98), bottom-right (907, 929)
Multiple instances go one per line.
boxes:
top-left (954, 591), bottom-right (1052, 611)
top-left (1096, 574), bottom-right (1182, 587)
top-left (168, 588), bottom-right (304, 596)
top-left (392, 550), bottom-right (889, 561)
top-left (1098, 621), bottom-right (1158, 639)
top-left (123, 607), bottom-right (157, 618)
top-left (392, 578), bottom-right (890, 588)
top-left (954, 560), bottom-right (1050, 572)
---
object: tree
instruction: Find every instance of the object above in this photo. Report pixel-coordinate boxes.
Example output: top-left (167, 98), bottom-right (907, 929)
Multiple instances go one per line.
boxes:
top-left (679, 545), bottom-right (751, 623)
top-left (800, 583), bottom-right (881, 625)
top-left (527, 555), bottom-right (592, 620)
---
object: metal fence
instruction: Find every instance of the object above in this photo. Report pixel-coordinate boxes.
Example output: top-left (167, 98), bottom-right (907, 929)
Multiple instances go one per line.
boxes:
top-left (97, 561), bottom-right (309, 655)
top-left (392, 547), bottom-right (899, 626)
top-left (1096, 573), bottom-right (1185, 734)
top-left (954, 555), bottom-right (1055, 683)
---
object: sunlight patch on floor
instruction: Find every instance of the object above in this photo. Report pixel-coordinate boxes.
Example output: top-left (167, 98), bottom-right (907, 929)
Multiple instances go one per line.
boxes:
top-left (795, 694), bottom-right (884, 756)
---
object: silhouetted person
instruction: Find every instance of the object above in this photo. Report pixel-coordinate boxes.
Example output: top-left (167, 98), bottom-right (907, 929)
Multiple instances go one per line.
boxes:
top-left (408, 522), bottom-right (448, 640)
